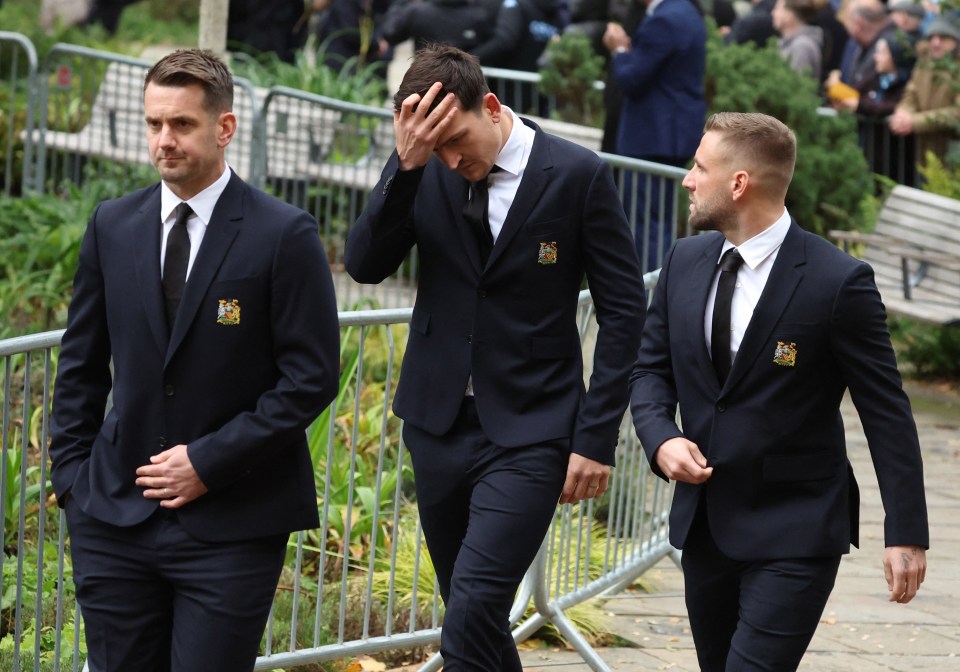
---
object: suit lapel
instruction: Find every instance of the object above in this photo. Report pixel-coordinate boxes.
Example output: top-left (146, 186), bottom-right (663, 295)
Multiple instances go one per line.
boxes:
top-left (687, 235), bottom-right (725, 390)
top-left (725, 221), bottom-right (805, 391)
top-left (165, 175), bottom-right (244, 366)
top-left (485, 124), bottom-right (551, 270)
top-left (133, 188), bottom-right (169, 355)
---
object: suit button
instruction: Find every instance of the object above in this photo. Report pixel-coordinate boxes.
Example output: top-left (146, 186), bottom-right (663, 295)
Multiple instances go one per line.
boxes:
top-left (466, 335), bottom-right (472, 344)
top-left (478, 289), bottom-right (487, 298)
top-left (716, 402), bottom-right (726, 412)
top-left (158, 436), bottom-right (167, 448)
top-left (382, 175), bottom-right (393, 194)
top-left (164, 384), bottom-right (175, 396)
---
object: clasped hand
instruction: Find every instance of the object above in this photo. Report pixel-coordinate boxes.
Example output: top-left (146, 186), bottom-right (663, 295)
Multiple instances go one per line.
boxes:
top-left (135, 444), bottom-right (208, 509)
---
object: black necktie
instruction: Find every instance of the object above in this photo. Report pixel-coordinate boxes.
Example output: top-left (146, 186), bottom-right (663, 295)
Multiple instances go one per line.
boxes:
top-left (711, 248), bottom-right (744, 384)
top-left (463, 167), bottom-right (500, 265)
top-left (162, 202), bottom-right (193, 330)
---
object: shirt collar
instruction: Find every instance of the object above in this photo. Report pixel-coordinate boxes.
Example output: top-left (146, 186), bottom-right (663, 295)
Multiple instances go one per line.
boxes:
top-left (719, 209), bottom-right (791, 269)
top-left (493, 107), bottom-right (534, 177)
top-left (160, 164), bottom-right (233, 225)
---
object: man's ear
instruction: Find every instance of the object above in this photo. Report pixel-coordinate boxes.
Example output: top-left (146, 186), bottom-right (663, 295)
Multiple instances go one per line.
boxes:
top-left (483, 92), bottom-right (502, 122)
top-left (731, 170), bottom-right (750, 201)
top-left (217, 112), bottom-right (237, 148)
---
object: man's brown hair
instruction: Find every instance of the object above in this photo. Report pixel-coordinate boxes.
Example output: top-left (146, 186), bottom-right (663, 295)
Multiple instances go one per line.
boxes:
top-left (144, 49), bottom-right (233, 114)
top-left (393, 44), bottom-right (489, 115)
top-left (704, 112), bottom-right (797, 197)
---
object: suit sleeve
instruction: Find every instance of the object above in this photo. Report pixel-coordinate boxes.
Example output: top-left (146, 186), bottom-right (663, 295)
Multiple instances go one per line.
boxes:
top-left (830, 262), bottom-right (929, 548)
top-left (49, 206), bottom-right (113, 501)
top-left (629, 243), bottom-right (684, 480)
top-left (186, 209), bottom-right (341, 491)
top-left (611, 13), bottom-right (680, 98)
top-left (344, 151), bottom-right (421, 284)
top-left (572, 160), bottom-right (647, 465)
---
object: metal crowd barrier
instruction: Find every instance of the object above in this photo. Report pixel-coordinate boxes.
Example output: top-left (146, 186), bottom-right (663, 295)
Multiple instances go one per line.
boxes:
top-left (0, 31), bottom-right (38, 195)
top-left (1, 275), bottom-right (671, 672)
top-left (26, 44), bottom-right (265, 195)
top-left (259, 87), bottom-right (417, 311)
top-left (481, 65), bottom-right (605, 119)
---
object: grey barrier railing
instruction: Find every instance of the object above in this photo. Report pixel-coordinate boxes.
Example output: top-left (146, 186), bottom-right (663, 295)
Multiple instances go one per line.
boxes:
top-left (26, 43), bottom-right (266, 195)
top-left (259, 87), bottom-right (418, 311)
top-left (0, 32), bottom-right (38, 196)
top-left (0, 275), bottom-right (672, 672)
top-left (480, 65), bottom-right (606, 119)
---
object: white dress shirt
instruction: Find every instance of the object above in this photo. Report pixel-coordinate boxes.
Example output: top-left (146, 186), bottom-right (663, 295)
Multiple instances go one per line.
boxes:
top-left (159, 165), bottom-right (232, 280)
top-left (704, 209), bottom-right (792, 366)
top-left (486, 106), bottom-right (535, 242)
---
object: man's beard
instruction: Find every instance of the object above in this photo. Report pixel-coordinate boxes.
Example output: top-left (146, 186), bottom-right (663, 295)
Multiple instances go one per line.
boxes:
top-left (689, 196), bottom-right (737, 233)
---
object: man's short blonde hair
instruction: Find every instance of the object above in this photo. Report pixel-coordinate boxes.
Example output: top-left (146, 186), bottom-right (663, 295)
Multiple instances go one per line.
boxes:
top-left (704, 112), bottom-right (797, 198)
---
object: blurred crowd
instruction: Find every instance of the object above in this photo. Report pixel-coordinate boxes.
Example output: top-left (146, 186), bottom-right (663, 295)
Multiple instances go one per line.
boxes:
top-left (36, 0), bottom-right (960, 187)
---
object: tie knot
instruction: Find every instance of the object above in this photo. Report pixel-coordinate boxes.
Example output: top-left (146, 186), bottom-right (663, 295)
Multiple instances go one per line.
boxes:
top-left (174, 202), bottom-right (193, 227)
top-left (719, 248), bottom-right (744, 273)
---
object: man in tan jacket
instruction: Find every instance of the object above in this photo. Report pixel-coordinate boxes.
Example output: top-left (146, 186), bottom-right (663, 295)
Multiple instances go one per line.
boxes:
top-left (889, 16), bottom-right (960, 171)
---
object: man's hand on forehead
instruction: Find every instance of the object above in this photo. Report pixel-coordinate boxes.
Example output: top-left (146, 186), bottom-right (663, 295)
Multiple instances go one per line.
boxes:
top-left (394, 82), bottom-right (458, 171)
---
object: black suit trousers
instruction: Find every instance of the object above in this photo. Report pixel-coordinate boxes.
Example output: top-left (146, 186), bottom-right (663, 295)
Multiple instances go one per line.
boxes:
top-left (681, 502), bottom-right (842, 672)
top-left (66, 500), bottom-right (286, 672)
top-left (403, 398), bottom-right (569, 672)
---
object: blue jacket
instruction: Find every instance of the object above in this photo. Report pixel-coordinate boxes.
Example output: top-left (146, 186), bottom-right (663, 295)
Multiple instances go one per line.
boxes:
top-left (611, 0), bottom-right (707, 160)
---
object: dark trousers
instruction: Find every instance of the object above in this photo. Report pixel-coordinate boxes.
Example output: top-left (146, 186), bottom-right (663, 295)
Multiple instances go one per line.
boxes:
top-left (403, 397), bottom-right (569, 672)
top-left (65, 499), bottom-right (287, 672)
top-left (681, 503), bottom-right (842, 672)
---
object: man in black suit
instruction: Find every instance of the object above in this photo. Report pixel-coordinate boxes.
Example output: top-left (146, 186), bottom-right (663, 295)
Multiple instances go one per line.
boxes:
top-left (345, 45), bottom-right (645, 671)
top-left (50, 49), bottom-right (340, 672)
top-left (630, 111), bottom-right (929, 671)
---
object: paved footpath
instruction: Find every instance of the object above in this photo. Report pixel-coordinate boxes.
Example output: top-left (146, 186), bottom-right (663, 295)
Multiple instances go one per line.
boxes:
top-left (519, 382), bottom-right (960, 671)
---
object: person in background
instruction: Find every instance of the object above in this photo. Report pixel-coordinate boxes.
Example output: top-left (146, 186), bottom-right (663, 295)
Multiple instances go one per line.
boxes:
top-left (772, 0), bottom-right (825, 80)
top-left (227, 0), bottom-right (309, 64)
top-left (888, 0), bottom-right (926, 41)
top-left (471, 0), bottom-right (563, 113)
top-left (49, 49), bottom-right (341, 672)
top-left (378, 0), bottom-right (493, 53)
top-left (313, 0), bottom-right (394, 77)
top-left (724, 0), bottom-right (777, 46)
top-left (345, 44), bottom-right (645, 671)
top-left (830, 0), bottom-right (894, 98)
top-left (603, 0), bottom-right (707, 272)
top-left (631, 110), bottom-right (928, 672)
top-left (889, 15), bottom-right (960, 173)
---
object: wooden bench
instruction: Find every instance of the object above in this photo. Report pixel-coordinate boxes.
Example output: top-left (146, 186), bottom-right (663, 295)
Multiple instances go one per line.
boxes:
top-left (829, 185), bottom-right (960, 326)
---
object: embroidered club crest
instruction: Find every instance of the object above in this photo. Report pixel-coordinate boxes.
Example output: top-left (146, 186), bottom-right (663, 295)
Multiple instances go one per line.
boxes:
top-left (772, 341), bottom-right (797, 367)
top-left (538, 241), bottom-right (558, 265)
top-left (217, 299), bottom-right (241, 326)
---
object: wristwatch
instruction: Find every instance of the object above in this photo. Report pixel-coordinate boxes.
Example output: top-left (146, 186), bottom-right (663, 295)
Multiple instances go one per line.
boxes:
top-left (614, 46), bottom-right (629, 55)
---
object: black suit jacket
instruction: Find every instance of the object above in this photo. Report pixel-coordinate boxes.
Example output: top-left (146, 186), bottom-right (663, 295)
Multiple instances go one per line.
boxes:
top-left (345, 119), bottom-right (645, 464)
top-left (631, 222), bottom-right (929, 559)
top-left (50, 172), bottom-right (340, 542)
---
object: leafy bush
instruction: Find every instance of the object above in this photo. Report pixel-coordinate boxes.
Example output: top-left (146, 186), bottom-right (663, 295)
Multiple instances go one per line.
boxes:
top-left (889, 317), bottom-right (960, 382)
top-left (704, 26), bottom-right (872, 237)
top-left (538, 33), bottom-right (605, 127)
top-left (0, 167), bottom-right (156, 338)
top-left (232, 37), bottom-right (388, 106)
